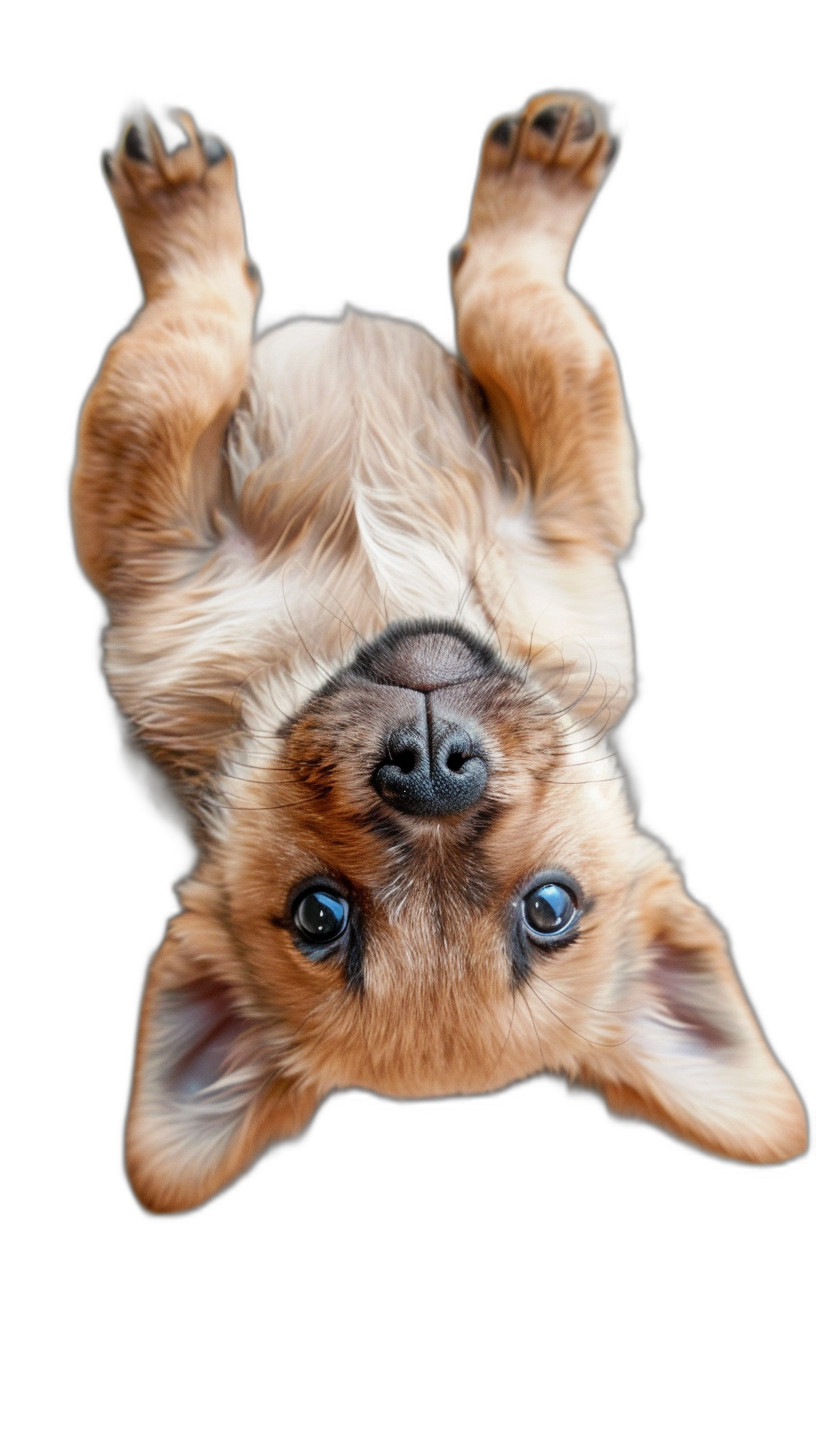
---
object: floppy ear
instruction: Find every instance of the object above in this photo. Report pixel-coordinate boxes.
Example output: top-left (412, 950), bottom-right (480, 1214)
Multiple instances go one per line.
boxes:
top-left (126, 907), bottom-right (322, 1212)
top-left (587, 857), bottom-right (807, 1162)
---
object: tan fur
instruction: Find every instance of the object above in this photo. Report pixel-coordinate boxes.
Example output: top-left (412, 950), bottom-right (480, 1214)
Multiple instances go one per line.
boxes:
top-left (72, 95), bottom-right (806, 1212)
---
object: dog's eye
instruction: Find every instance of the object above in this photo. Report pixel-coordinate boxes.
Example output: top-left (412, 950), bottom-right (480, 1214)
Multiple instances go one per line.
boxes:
top-left (522, 881), bottom-right (580, 944)
top-left (292, 889), bottom-right (349, 943)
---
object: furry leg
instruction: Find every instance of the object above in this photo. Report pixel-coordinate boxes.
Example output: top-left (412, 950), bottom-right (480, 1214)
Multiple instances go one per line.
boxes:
top-left (72, 113), bottom-right (258, 601)
top-left (452, 91), bottom-right (637, 554)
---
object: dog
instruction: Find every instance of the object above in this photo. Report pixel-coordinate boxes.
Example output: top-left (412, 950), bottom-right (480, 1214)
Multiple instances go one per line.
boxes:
top-left (72, 92), bottom-right (807, 1212)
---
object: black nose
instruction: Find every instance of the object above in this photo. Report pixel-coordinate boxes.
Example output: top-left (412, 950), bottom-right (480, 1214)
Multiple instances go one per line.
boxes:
top-left (373, 718), bottom-right (488, 816)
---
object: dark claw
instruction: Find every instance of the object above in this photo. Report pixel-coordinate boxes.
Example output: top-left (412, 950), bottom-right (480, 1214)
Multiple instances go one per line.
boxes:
top-left (101, 151), bottom-right (114, 181)
top-left (124, 124), bottom-right (149, 162)
top-left (489, 119), bottom-right (514, 147)
top-left (201, 134), bottom-right (227, 166)
top-left (572, 106), bottom-right (597, 141)
top-left (245, 260), bottom-right (261, 284)
top-left (531, 105), bottom-right (568, 139)
top-left (605, 135), bottom-right (620, 167)
top-left (449, 243), bottom-right (467, 274)
top-left (155, 114), bottom-right (189, 155)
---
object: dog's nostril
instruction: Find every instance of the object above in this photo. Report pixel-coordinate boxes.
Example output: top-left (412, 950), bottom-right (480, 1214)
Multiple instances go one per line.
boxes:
top-left (373, 720), bottom-right (488, 817)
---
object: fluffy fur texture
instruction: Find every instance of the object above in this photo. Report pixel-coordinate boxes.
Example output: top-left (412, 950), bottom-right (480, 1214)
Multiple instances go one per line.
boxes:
top-left (72, 95), bottom-right (807, 1212)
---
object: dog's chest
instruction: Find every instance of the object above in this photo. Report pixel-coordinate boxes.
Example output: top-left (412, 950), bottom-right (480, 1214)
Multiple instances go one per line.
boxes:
top-left (105, 311), bottom-right (635, 736)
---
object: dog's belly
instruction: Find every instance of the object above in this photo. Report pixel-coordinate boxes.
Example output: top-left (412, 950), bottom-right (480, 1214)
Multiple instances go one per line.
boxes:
top-left (229, 311), bottom-right (634, 713)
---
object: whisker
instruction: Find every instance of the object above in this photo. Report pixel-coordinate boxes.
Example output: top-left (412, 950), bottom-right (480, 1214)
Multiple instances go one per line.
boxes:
top-left (518, 612), bottom-right (558, 684)
top-left (537, 772), bottom-right (628, 787)
top-left (516, 980), bottom-right (547, 1068)
top-left (479, 572), bottom-right (517, 657)
top-left (551, 718), bottom-right (614, 754)
top-left (358, 1002), bottom-right (381, 1082)
top-left (281, 571), bottom-right (329, 675)
top-left (307, 579), bottom-right (368, 643)
top-left (485, 993), bottom-right (518, 1083)
top-left (549, 751), bottom-right (621, 772)
top-left (302, 591), bottom-right (359, 647)
top-left (522, 974), bottom-right (635, 1049)
top-left (528, 968), bottom-right (616, 1019)
top-left (454, 539), bottom-right (497, 621)
top-left (357, 578), bottom-right (389, 632)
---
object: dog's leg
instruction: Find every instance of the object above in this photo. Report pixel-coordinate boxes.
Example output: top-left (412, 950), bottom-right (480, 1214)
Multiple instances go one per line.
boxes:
top-left (452, 92), bottom-right (637, 554)
top-left (72, 115), bottom-right (258, 600)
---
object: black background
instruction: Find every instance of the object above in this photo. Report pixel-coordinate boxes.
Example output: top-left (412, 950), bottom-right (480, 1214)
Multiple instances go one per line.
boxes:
top-left (39, 25), bottom-right (810, 1275)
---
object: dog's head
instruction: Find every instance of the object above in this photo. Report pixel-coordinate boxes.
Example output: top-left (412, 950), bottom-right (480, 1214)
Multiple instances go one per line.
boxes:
top-left (125, 621), bottom-right (806, 1210)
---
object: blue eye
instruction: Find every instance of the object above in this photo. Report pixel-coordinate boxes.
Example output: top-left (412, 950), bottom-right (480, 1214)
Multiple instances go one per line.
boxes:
top-left (522, 881), bottom-right (580, 943)
top-left (293, 889), bottom-right (349, 943)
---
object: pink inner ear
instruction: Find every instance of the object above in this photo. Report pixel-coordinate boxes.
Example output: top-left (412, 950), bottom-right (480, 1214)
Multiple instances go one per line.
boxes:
top-left (649, 946), bottom-right (735, 1052)
top-left (160, 983), bottom-right (252, 1098)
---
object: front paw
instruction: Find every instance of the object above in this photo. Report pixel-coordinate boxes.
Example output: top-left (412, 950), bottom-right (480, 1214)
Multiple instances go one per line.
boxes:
top-left (102, 110), bottom-right (260, 301)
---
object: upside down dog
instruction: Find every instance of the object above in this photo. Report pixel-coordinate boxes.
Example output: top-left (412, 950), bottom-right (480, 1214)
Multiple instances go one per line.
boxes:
top-left (72, 92), bottom-right (807, 1212)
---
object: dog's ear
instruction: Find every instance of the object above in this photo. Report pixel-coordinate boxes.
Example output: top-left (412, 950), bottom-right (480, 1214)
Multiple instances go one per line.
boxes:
top-left (125, 907), bottom-right (321, 1212)
top-left (586, 853), bottom-right (807, 1162)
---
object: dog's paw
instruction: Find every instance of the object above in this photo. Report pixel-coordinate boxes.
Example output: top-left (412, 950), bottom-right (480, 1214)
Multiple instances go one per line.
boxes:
top-left (455, 91), bottom-right (617, 269)
top-left (102, 111), bottom-right (259, 300)
top-left (486, 93), bottom-right (614, 187)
